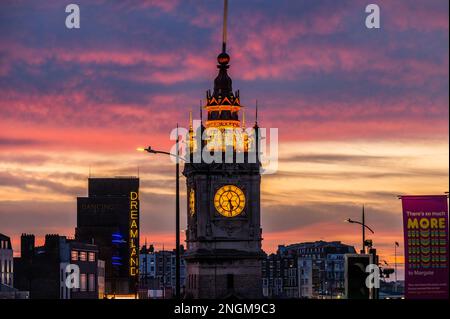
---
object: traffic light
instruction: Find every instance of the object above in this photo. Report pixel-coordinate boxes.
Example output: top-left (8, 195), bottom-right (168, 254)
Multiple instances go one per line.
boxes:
top-left (382, 268), bottom-right (395, 278)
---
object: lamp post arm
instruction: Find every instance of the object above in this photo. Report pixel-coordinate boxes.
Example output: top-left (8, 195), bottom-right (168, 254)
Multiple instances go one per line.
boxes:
top-left (364, 224), bottom-right (375, 234)
top-left (349, 220), bottom-right (375, 234)
top-left (144, 148), bottom-right (187, 162)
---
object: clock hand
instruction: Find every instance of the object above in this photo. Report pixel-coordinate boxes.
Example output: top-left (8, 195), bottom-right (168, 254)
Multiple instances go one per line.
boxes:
top-left (228, 198), bottom-right (233, 215)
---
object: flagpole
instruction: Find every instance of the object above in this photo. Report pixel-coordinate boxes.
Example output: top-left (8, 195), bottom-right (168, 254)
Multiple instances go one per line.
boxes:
top-left (394, 242), bottom-right (398, 292)
top-left (394, 243), bottom-right (397, 283)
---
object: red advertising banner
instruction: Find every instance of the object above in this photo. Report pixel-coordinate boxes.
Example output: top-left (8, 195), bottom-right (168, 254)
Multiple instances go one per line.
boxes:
top-left (401, 195), bottom-right (449, 299)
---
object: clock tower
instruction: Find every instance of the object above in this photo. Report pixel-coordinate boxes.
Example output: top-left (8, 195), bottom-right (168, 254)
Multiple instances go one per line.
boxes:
top-left (183, 0), bottom-right (264, 299)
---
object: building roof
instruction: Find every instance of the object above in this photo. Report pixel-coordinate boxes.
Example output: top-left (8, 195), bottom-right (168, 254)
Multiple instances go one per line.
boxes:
top-left (0, 233), bottom-right (12, 249)
top-left (278, 240), bottom-right (356, 255)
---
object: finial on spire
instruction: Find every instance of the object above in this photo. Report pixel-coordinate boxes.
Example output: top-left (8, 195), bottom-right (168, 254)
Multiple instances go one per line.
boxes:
top-left (242, 109), bottom-right (246, 128)
top-left (189, 110), bottom-right (193, 130)
top-left (199, 100), bottom-right (203, 122)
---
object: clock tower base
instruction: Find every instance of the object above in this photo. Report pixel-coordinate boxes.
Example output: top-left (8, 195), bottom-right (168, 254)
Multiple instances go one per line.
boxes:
top-left (184, 250), bottom-right (263, 299)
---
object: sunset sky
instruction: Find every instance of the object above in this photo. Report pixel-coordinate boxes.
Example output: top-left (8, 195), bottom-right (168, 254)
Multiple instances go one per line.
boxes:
top-left (0, 0), bottom-right (448, 280)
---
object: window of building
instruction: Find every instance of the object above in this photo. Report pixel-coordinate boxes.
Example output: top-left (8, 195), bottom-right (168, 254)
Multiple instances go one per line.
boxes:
top-left (88, 274), bottom-right (95, 292)
top-left (71, 250), bottom-right (78, 261)
top-left (80, 274), bottom-right (87, 291)
top-left (88, 252), bottom-right (95, 262)
top-left (262, 278), bottom-right (268, 286)
top-left (79, 251), bottom-right (87, 261)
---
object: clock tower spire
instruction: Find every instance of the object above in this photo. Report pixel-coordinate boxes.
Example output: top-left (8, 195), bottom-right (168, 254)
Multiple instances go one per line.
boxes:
top-left (183, 0), bottom-right (263, 299)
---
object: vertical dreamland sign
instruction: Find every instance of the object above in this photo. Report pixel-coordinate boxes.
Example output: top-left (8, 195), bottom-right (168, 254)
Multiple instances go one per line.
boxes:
top-left (401, 195), bottom-right (449, 299)
top-left (129, 191), bottom-right (139, 279)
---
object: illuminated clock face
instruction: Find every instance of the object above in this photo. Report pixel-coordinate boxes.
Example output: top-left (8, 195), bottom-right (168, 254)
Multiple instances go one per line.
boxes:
top-left (189, 189), bottom-right (195, 216)
top-left (214, 185), bottom-right (245, 217)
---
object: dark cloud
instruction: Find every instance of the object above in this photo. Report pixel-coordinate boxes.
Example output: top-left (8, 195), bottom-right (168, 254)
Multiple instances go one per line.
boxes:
top-left (265, 168), bottom-right (447, 181)
top-left (261, 189), bottom-right (397, 203)
top-left (0, 171), bottom-right (85, 196)
top-left (0, 201), bottom-right (76, 233)
top-left (282, 154), bottom-right (390, 164)
top-left (0, 153), bottom-right (51, 165)
top-left (261, 202), bottom-right (401, 233)
top-left (0, 137), bottom-right (44, 146)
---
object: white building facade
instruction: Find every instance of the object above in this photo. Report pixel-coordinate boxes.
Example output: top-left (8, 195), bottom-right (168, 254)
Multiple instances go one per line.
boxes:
top-left (0, 234), bottom-right (13, 288)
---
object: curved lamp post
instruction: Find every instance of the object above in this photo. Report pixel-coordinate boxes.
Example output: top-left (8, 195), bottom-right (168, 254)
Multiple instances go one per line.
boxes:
top-left (137, 143), bottom-right (185, 299)
top-left (345, 206), bottom-right (374, 254)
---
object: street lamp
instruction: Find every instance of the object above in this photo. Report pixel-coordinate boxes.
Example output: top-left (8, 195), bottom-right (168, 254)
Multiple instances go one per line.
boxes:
top-left (345, 205), bottom-right (374, 254)
top-left (137, 141), bottom-right (184, 299)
